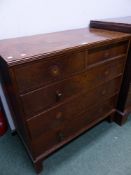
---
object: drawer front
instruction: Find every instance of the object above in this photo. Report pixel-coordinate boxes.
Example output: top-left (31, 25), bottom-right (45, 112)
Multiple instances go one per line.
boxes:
top-left (14, 51), bottom-right (86, 93)
top-left (31, 96), bottom-right (117, 156)
top-left (21, 57), bottom-right (124, 117)
top-left (27, 77), bottom-right (121, 139)
top-left (88, 41), bottom-right (128, 65)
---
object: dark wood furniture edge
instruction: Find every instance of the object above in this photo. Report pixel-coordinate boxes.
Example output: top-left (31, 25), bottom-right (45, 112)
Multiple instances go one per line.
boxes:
top-left (90, 21), bottom-right (131, 33)
top-left (116, 42), bottom-right (131, 111)
top-left (33, 159), bottom-right (43, 174)
top-left (114, 109), bottom-right (129, 125)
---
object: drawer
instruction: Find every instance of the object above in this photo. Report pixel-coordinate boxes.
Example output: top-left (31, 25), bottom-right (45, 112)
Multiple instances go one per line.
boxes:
top-left (88, 41), bottom-right (128, 65)
top-left (31, 96), bottom-right (117, 156)
top-left (21, 57), bottom-right (124, 117)
top-left (27, 77), bottom-right (121, 139)
top-left (14, 51), bottom-right (86, 93)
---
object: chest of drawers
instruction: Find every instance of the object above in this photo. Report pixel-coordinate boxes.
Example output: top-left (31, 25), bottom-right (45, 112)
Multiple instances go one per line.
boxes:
top-left (90, 17), bottom-right (131, 125)
top-left (0, 28), bottom-right (130, 173)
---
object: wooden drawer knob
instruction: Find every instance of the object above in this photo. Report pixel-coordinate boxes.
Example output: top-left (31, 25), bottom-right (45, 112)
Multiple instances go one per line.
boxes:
top-left (56, 90), bottom-right (62, 101)
top-left (51, 65), bottom-right (60, 77)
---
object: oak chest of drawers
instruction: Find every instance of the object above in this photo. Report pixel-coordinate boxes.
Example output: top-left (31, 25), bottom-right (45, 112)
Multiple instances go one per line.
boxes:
top-left (90, 17), bottom-right (131, 125)
top-left (0, 28), bottom-right (130, 173)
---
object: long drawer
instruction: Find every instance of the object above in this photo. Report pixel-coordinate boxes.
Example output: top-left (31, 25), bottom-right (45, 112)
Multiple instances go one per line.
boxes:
top-left (27, 77), bottom-right (121, 139)
top-left (31, 95), bottom-right (117, 157)
top-left (13, 51), bottom-right (86, 93)
top-left (21, 57), bottom-right (125, 117)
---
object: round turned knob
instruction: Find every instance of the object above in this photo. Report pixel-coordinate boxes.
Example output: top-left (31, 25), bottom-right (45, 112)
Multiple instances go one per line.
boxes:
top-left (50, 65), bottom-right (60, 77)
top-left (56, 90), bottom-right (62, 101)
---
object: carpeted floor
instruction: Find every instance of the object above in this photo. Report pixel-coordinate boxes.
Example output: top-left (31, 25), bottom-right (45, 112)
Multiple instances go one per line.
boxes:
top-left (0, 116), bottom-right (131, 175)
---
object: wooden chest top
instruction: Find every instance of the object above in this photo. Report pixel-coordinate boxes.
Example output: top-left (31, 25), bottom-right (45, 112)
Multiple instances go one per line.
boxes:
top-left (0, 28), bottom-right (130, 66)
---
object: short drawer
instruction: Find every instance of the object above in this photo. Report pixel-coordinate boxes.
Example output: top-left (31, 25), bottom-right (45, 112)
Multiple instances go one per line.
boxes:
top-left (27, 77), bottom-right (121, 139)
top-left (21, 57), bottom-right (124, 117)
top-left (31, 96), bottom-right (117, 157)
top-left (14, 51), bottom-right (86, 93)
top-left (88, 41), bottom-right (128, 65)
